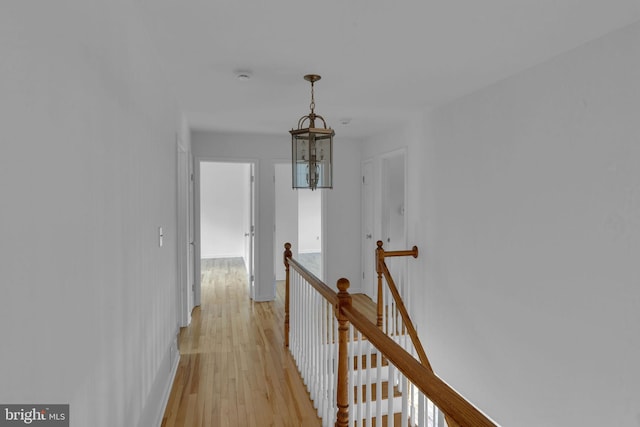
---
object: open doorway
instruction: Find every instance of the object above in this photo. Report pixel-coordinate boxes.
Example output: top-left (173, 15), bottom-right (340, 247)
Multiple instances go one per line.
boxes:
top-left (274, 163), bottom-right (324, 281)
top-left (196, 160), bottom-right (255, 304)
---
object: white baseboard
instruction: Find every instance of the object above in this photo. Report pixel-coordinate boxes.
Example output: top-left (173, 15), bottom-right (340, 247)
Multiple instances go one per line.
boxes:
top-left (200, 253), bottom-right (243, 259)
top-left (154, 348), bottom-right (180, 427)
top-left (137, 336), bottom-right (181, 427)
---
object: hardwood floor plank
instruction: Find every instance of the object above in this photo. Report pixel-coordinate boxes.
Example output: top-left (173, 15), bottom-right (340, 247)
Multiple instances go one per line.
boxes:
top-left (162, 258), bottom-right (321, 427)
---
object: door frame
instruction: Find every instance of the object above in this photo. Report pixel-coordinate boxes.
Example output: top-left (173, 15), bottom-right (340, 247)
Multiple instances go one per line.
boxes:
top-left (361, 147), bottom-right (408, 301)
top-left (194, 157), bottom-right (259, 303)
top-left (361, 158), bottom-right (375, 299)
top-left (380, 148), bottom-right (408, 299)
top-left (380, 148), bottom-right (408, 251)
top-left (176, 136), bottom-right (193, 327)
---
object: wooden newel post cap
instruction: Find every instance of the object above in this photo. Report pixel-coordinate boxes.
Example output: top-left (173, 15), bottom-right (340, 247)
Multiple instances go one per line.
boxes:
top-left (284, 242), bottom-right (292, 266)
top-left (337, 278), bottom-right (350, 293)
top-left (376, 240), bottom-right (384, 249)
top-left (336, 278), bottom-right (351, 309)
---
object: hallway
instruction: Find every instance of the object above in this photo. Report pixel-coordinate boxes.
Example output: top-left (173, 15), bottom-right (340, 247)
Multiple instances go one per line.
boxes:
top-left (162, 258), bottom-right (321, 426)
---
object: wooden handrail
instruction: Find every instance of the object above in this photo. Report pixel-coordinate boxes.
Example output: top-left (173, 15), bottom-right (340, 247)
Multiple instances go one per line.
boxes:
top-left (284, 242), bottom-right (497, 427)
top-left (375, 240), bottom-right (432, 368)
top-left (284, 242), bottom-right (338, 348)
top-left (375, 240), bottom-right (462, 427)
top-left (379, 261), bottom-right (433, 371)
top-left (377, 240), bottom-right (417, 326)
top-left (285, 247), bottom-right (338, 306)
top-left (340, 301), bottom-right (496, 427)
top-left (379, 244), bottom-right (419, 259)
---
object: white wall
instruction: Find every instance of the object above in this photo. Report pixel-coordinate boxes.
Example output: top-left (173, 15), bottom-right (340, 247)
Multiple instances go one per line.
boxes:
top-left (361, 119), bottom-right (431, 312)
top-left (199, 162), bottom-right (250, 259)
top-left (193, 131), bottom-right (362, 298)
top-left (0, 3), bottom-right (179, 427)
top-left (370, 21), bottom-right (640, 427)
top-left (324, 134), bottom-right (364, 292)
top-left (427, 22), bottom-right (640, 427)
top-left (274, 163), bottom-right (298, 281)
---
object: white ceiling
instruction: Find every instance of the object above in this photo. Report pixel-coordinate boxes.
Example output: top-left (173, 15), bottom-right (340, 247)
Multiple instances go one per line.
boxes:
top-left (138, 0), bottom-right (640, 140)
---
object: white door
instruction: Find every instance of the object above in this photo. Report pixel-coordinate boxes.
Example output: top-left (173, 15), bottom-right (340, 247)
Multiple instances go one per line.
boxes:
top-left (381, 152), bottom-right (406, 251)
top-left (361, 160), bottom-right (375, 299)
top-left (187, 152), bottom-right (194, 314)
top-left (245, 164), bottom-right (256, 297)
top-left (177, 141), bottom-right (187, 323)
top-left (176, 140), bottom-right (193, 326)
top-left (381, 151), bottom-right (407, 296)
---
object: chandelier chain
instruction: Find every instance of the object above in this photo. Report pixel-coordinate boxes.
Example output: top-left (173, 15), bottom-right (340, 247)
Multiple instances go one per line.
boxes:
top-left (309, 81), bottom-right (315, 114)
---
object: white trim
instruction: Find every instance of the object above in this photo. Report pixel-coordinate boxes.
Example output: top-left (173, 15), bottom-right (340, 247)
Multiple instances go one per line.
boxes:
top-left (200, 252), bottom-right (245, 259)
top-left (194, 156), bottom-right (260, 301)
top-left (176, 138), bottom-right (191, 327)
top-left (154, 344), bottom-right (180, 427)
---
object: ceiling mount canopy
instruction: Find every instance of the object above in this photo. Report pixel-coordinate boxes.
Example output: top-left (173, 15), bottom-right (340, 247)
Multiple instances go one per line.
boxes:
top-left (290, 74), bottom-right (334, 190)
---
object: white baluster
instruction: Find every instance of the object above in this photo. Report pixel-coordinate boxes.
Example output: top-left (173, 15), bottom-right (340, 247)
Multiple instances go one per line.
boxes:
top-left (410, 381), bottom-right (416, 425)
top-left (418, 390), bottom-right (426, 427)
top-left (388, 362), bottom-right (395, 425)
top-left (348, 324), bottom-right (355, 427)
top-left (320, 298), bottom-right (328, 422)
top-left (332, 310), bottom-right (339, 422)
top-left (306, 280), bottom-right (312, 393)
top-left (401, 375), bottom-right (409, 427)
top-left (356, 328), bottom-right (363, 426)
top-left (325, 298), bottom-right (332, 426)
top-left (364, 339), bottom-right (372, 427)
top-left (375, 346), bottom-right (382, 426)
top-left (304, 277), bottom-right (309, 386)
top-left (307, 286), bottom-right (322, 410)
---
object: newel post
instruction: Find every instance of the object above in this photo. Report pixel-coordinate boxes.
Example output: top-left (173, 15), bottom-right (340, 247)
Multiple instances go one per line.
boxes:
top-left (375, 240), bottom-right (384, 329)
top-left (335, 278), bottom-right (352, 427)
top-left (284, 242), bottom-right (292, 348)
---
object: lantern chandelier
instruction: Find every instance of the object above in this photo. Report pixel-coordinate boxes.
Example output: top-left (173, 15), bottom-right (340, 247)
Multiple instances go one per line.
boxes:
top-left (290, 74), bottom-right (334, 190)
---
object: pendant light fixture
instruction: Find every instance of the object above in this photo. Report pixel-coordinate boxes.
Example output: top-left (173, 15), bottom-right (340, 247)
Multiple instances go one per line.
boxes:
top-left (290, 74), bottom-right (334, 190)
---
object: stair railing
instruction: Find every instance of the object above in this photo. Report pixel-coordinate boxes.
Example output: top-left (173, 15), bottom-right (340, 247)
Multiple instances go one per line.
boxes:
top-left (376, 240), bottom-right (432, 371)
top-left (284, 242), bottom-right (497, 427)
top-left (285, 243), bottom-right (342, 426)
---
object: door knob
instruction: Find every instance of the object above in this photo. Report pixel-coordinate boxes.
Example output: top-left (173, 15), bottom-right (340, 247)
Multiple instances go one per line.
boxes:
top-left (365, 234), bottom-right (372, 239)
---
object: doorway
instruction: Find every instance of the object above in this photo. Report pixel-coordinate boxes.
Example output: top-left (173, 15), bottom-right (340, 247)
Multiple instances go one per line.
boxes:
top-left (274, 163), bottom-right (324, 281)
top-left (381, 151), bottom-right (406, 253)
top-left (361, 149), bottom-right (407, 301)
top-left (361, 159), bottom-right (375, 298)
top-left (196, 160), bottom-right (256, 304)
top-left (381, 150), bottom-right (407, 299)
top-left (176, 139), bottom-right (194, 327)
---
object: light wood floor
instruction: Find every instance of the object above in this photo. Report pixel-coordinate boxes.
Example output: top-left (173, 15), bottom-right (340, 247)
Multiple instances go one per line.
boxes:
top-left (162, 258), bottom-right (322, 427)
